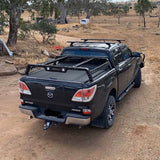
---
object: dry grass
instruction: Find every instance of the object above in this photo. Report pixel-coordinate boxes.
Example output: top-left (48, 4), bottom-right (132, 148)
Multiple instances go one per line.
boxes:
top-left (7, 37), bottom-right (61, 66)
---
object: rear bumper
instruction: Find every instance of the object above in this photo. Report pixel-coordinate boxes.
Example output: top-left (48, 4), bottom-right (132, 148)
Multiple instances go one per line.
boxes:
top-left (65, 116), bottom-right (90, 125)
top-left (19, 105), bottom-right (91, 126)
top-left (20, 105), bottom-right (36, 118)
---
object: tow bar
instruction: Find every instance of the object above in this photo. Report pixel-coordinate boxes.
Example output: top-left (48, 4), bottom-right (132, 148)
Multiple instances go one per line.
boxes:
top-left (43, 121), bottom-right (51, 130)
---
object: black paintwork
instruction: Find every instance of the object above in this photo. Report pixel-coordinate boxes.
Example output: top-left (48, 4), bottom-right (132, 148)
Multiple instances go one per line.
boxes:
top-left (19, 41), bottom-right (145, 126)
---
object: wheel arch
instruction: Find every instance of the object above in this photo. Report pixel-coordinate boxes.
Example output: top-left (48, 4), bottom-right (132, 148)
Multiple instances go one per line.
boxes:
top-left (91, 88), bottom-right (117, 128)
top-left (109, 88), bottom-right (116, 98)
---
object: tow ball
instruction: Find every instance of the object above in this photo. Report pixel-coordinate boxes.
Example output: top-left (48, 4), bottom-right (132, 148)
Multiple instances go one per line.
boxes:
top-left (43, 121), bottom-right (51, 130)
top-left (43, 121), bottom-right (58, 130)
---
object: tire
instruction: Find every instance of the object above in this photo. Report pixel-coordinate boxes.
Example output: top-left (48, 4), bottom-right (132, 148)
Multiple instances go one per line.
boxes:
top-left (102, 95), bottom-right (116, 129)
top-left (134, 69), bottom-right (141, 88)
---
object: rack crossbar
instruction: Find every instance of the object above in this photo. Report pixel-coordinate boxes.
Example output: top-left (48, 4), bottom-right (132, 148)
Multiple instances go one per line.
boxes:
top-left (67, 41), bottom-right (115, 47)
top-left (45, 56), bottom-right (68, 65)
top-left (74, 58), bottom-right (94, 67)
top-left (81, 39), bottom-right (125, 43)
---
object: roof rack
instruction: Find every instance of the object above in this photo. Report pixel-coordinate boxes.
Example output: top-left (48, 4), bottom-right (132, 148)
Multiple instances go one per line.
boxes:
top-left (81, 39), bottom-right (125, 43)
top-left (67, 39), bottom-right (125, 47)
top-left (67, 41), bottom-right (114, 47)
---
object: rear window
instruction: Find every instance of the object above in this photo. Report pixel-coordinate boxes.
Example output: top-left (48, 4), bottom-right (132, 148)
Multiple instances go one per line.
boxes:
top-left (62, 50), bottom-right (108, 57)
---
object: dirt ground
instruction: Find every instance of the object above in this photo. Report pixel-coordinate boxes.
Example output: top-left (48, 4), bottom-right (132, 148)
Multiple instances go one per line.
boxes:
top-left (0, 10), bottom-right (160, 160)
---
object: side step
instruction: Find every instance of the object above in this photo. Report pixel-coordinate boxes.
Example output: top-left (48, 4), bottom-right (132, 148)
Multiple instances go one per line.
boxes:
top-left (117, 82), bottom-right (135, 102)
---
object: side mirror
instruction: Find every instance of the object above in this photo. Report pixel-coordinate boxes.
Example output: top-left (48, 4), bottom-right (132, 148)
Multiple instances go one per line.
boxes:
top-left (132, 52), bottom-right (145, 68)
top-left (132, 52), bottom-right (141, 57)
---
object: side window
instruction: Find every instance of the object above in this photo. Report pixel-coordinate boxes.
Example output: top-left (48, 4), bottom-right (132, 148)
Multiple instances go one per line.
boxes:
top-left (121, 45), bottom-right (132, 60)
top-left (111, 47), bottom-right (123, 65)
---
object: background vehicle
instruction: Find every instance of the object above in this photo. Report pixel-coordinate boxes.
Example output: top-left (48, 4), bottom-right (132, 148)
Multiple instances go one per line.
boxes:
top-left (80, 19), bottom-right (90, 25)
top-left (19, 39), bottom-right (145, 129)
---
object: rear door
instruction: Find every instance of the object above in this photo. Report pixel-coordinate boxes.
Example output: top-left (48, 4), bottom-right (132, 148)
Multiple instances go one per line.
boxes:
top-left (120, 45), bottom-right (137, 84)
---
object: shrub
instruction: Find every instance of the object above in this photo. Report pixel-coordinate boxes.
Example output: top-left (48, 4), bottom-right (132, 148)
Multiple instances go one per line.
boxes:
top-left (31, 19), bottom-right (57, 43)
top-left (19, 19), bottom-right (30, 40)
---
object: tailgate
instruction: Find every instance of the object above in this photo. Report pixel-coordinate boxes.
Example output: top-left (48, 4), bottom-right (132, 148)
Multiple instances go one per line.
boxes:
top-left (20, 77), bottom-right (84, 111)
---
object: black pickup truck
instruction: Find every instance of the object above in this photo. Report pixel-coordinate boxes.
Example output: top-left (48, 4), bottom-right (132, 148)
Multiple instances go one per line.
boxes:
top-left (19, 39), bottom-right (145, 129)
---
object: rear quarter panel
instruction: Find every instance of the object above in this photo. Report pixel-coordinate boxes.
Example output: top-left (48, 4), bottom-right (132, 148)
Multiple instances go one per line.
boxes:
top-left (89, 68), bottom-right (117, 120)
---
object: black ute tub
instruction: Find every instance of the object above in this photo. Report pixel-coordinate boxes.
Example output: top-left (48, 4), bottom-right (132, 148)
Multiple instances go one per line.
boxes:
top-left (19, 39), bottom-right (145, 129)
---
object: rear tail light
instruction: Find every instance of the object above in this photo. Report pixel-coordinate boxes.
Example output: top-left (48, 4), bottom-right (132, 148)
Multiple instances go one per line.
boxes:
top-left (83, 109), bottom-right (92, 115)
top-left (72, 85), bottom-right (97, 102)
top-left (20, 99), bottom-right (24, 105)
top-left (19, 81), bottom-right (31, 95)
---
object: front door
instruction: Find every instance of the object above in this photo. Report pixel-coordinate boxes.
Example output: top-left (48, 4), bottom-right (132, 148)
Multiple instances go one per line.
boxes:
top-left (111, 46), bottom-right (129, 95)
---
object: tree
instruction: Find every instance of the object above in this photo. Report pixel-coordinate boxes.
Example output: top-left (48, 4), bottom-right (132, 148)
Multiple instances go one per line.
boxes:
top-left (111, 5), bottom-right (125, 24)
top-left (123, 5), bottom-right (129, 16)
top-left (31, 0), bottom-right (54, 19)
top-left (55, 7), bottom-right (61, 20)
top-left (48, 0), bottom-right (71, 24)
top-left (55, 0), bottom-right (108, 23)
top-left (67, 0), bottom-right (82, 19)
top-left (31, 19), bottom-right (57, 43)
top-left (80, 0), bottom-right (105, 19)
top-left (135, 0), bottom-right (153, 27)
top-left (56, 0), bottom-right (80, 24)
top-left (58, 0), bottom-right (68, 24)
top-left (0, 0), bottom-right (31, 46)
top-left (116, 8), bottom-right (124, 24)
top-left (103, 3), bottom-right (126, 24)
top-left (24, 0), bottom-right (57, 43)
top-left (19, 19), bottom-right (30, 40)
top-left (0, 12), bottom-right (8, 35)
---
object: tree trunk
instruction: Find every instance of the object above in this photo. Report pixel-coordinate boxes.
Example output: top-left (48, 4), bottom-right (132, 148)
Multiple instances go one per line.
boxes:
top-left (85, 9), bottom-right (90, 19)
top-left (7, 6), bottom-right (22, 46)
top-left (142, 13), bottom-right (146, 28)
top-left (158, 16), bottom-right (160, 28)
top-left (118, 16), bottom-right (120, 24)
top-left (59, 2), bottom-right (68, 24)
top-left (7, 18), bottom-right (18, 46)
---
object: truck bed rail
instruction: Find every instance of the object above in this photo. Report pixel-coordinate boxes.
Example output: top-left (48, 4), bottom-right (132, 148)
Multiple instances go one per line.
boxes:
top-left (25, 56), bottom-right (111, 82)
